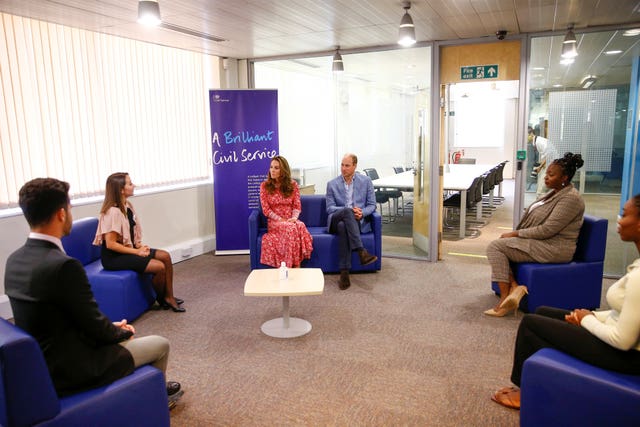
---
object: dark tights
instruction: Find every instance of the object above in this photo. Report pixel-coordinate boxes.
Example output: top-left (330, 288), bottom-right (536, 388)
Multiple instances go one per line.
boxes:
top-left (511, 306), bottom-right (640, 386)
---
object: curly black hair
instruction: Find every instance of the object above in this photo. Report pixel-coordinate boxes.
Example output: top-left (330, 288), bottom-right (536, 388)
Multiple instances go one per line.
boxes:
top-left (551, 152), bottom-right (584, 183)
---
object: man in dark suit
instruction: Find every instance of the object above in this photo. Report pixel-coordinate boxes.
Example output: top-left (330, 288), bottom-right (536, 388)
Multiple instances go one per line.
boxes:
top-left (5, 178), bottom-right (181, 406)
top-left (326, 153), bottom-right (378, 289)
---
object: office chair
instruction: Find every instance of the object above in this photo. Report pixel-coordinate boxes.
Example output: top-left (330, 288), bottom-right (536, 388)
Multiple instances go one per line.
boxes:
top-left (493, 161), bottom-right (508, 203)
top-left (442, 176), bottom-right (482, 238)
top-left (480, 168), bottom-right (498, 216)
top-left (363, 168), bottom-right (404, 219)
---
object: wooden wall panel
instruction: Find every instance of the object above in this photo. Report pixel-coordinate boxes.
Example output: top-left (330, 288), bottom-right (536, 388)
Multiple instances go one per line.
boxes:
top-left (440, 40), bottom-right (521, 84)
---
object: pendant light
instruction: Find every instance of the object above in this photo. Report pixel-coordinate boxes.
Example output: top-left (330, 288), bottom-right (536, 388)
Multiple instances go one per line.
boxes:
top-left (398, 1), bottom-right (416, 47)
top-left (138, 0), bottom-right (161, 26)
top-left (332, 47), bottom-right (344, 72)
top-left (561, 26), bottom-right (578, 59)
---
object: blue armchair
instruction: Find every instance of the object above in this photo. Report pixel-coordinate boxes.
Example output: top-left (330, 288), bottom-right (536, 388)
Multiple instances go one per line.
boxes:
top-left (521, 348), bottom-right (640, 426)
top-left (61, 217), bottom-right (156, 322)
top-left (0, 318), bottom-right (170, 427)
top-left (249, 195), bottom-right (382, 273)
top-left (491, 214), bottom-right (608, 312)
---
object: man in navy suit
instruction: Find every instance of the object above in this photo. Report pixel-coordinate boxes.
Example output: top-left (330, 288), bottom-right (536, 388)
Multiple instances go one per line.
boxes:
top-left (5, 178), bottom-right (182, 406)
top-left (326, 153), bottom-right (378, 289)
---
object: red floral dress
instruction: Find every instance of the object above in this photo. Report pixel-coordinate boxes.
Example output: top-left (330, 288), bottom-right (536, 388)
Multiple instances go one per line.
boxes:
top-left (259, 181), bottom-right (313, 268)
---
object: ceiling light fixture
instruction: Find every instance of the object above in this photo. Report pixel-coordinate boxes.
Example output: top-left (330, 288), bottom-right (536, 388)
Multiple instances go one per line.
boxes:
top-left (137, 0), bottom-right (161, 26)
top-left (560, 57), bottom-right (574, 65)
top-left (561, 25), bottom-right (578, 59)
top-left (581, 75), bottom-right (597, 89)
top-left (332, 47), bottom-right (344, 72)
top-left (623, 29), bottom-right (640, 37)
top-left (398, 1), bottom-right (416, 47)
top-left (605, 50), bottom-right (623, 55)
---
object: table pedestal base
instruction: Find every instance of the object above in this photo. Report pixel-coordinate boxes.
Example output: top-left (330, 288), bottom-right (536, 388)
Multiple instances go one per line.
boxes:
top-left (261, 317), bottom-right (312, 338)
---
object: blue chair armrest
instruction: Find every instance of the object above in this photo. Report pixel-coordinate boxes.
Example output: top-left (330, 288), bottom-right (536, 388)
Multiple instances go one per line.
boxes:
top-left (521, 348), bottom-right (640, 427)
top-left (44, 366), bottom-right (170, 427)
top-left (371, 212), bottom-right (382, 270)
top-left (0, 319), bottom-right (59, 427)
top-left (248, 209), bottom-right (260, 270)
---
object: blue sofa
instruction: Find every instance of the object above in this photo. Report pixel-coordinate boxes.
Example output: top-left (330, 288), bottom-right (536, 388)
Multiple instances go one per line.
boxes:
top-left (61, 217), bottom-right (156, 322)
top-left (249, 194), bottom-right (382, 273)
top-left (521, 348), bottom-right (640, 426)
top-left (491, 214), bottom-right (608, 312)
top-left (0, 318), bottom-right (170, 427)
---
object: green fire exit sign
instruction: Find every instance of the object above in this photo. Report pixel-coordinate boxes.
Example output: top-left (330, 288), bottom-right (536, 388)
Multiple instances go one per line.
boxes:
top-left (461, 65), bottom-right (499, 80)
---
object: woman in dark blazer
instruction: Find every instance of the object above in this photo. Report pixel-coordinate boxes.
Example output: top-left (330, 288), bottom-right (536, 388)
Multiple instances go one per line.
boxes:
top-left (485, 152), bottom-right (585, 317)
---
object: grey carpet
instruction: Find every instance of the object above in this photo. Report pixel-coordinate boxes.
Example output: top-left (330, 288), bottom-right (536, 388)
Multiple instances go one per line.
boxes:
top-left (133, 253), bottom-right (524, 426)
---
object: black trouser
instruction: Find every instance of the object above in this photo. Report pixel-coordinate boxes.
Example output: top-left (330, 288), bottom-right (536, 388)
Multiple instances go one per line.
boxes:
top-left (329, 207), bottom-right (363, 270)
top-left (511, 306), bottom-right (640, 386)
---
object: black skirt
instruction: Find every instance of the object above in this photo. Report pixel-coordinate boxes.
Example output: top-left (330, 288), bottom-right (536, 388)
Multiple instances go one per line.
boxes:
top-left (100, 243), bottom-right (157, 273)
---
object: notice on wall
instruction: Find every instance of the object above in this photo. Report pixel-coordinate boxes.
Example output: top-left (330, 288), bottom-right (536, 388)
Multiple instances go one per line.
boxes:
top-left (209, 89), bottom-right (279, 253)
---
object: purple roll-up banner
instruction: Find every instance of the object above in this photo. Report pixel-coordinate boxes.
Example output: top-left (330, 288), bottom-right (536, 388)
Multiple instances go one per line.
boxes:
top-left (209, 89), bottom-right (279, 254)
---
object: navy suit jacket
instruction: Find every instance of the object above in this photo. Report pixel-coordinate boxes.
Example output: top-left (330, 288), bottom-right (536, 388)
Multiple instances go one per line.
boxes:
top-left (325, 172), bottom-right (377, 233)
top-left (5, 238), bottom-right (134, 396)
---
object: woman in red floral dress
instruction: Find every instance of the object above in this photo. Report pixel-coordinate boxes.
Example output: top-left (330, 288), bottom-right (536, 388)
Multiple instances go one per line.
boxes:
top-left (259, 156), bottom-right (313, 267)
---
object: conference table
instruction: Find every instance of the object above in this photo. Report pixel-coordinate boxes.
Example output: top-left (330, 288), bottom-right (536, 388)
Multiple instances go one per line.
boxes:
top-left (371, 165), bottom-right (496, 238)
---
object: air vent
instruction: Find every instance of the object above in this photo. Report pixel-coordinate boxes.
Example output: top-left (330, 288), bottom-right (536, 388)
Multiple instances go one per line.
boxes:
top-left (159, 22), bottom-right (226, 42)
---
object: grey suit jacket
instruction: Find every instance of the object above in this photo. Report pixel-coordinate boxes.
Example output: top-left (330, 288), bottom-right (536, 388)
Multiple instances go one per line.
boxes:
top-left (325, 173), bottom-right (377, 233)
top-left (508, 184), bottom-right (585, 263)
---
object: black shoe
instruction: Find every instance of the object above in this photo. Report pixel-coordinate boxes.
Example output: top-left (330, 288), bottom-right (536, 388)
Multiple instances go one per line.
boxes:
top-left (157, 298), bottom-right (170, 310)
top-left (338, 270), bottom-right (351, 290)
top-left (175, 297), bottom-right (184, 305)
top-left (167, 381), bottom-right (181, 396)
top-left (167, 383), bottom-right (184, 410)
top-left (167, 302), bottom-right (186, 313)
top-left (358, 248), bottom-right (378, 266)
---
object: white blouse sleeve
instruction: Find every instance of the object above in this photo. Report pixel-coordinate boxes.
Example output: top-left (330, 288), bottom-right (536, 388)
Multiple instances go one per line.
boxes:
top-left (581, 269), bottom-right (640, 350)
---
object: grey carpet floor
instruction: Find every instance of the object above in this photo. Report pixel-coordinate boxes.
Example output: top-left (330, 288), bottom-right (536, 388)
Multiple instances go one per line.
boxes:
top-left (133, 253), bottom-right (525, 426)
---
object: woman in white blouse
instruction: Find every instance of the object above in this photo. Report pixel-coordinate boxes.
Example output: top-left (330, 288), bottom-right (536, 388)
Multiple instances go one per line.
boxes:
top-left (93, 172), bottom-right (185, 312)
top-left (491, 194), bottom-right (640, 410)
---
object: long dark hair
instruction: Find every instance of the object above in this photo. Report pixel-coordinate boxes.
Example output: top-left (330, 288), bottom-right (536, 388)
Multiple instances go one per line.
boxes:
top-left (264, 156), bottom-right (294, 198)
top-left (551, 152), bottom-right (584, 183)
top-left (100, 172), bottom-right (128, 215)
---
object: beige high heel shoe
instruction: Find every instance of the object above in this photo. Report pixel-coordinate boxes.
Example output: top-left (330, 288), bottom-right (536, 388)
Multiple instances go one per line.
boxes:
top-left (483, 306), bottom-right (517, 317)
top-left (499, 285), bottom-right (528, 311)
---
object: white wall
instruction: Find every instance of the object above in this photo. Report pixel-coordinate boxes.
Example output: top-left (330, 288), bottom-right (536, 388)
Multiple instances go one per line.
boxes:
top-left (458, 98), bottom-right (518, 178)
top-left (0, 184), bottom-right (216, 319)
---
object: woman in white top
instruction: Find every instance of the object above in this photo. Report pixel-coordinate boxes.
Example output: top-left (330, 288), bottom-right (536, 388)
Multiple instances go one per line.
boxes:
top-left (491, 194), bottom-right (640, 410)
top-left (93, 172), bottom-right (185, 312)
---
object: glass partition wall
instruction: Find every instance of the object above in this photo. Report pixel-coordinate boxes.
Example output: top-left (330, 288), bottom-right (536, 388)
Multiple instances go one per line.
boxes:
top-left (528, 29), bottom-right (640, 276)
top-left (253, 47), bottom-right (432, 259)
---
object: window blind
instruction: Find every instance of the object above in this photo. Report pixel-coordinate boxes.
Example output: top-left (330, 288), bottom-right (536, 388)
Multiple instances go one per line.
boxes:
top-left (0, 13), bottom-right (212, 209)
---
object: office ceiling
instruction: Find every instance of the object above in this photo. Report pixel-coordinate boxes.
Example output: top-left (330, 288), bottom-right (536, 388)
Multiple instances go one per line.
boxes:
top-left (2, 0), bottom-right (640, 89)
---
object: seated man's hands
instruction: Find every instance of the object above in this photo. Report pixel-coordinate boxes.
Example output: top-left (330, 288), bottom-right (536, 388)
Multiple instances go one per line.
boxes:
top-left (352, 206), bottom-right (363, 221)
top-left (114, 319), bottom-right (136, 336)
